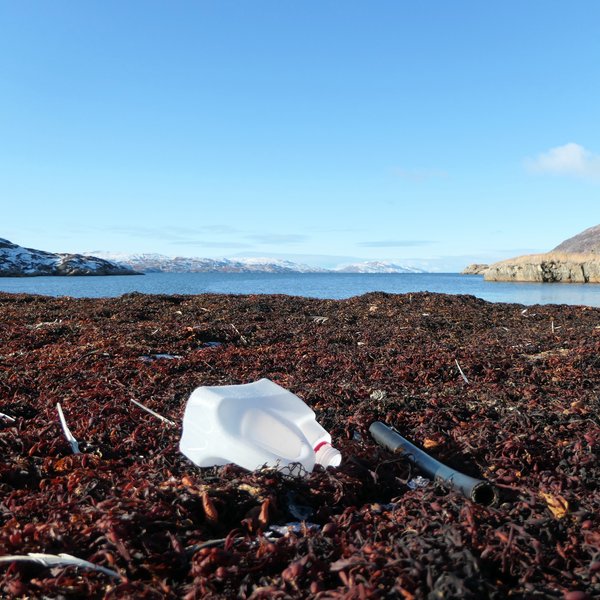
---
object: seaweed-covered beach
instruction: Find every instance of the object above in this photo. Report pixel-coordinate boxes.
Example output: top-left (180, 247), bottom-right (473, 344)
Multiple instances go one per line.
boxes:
top-left (0, 291), bottom-right (599, 598)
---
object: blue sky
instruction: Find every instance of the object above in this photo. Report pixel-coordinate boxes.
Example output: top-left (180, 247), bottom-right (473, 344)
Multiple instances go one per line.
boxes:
top-left (1, 1), bottom-right (599, 271)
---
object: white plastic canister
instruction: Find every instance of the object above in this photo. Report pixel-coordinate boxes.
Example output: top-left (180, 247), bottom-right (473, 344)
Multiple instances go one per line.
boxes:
top-left (179, 378), bottom-right (341, 474)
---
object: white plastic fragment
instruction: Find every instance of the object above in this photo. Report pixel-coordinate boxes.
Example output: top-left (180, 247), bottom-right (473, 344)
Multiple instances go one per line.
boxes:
top-left (56, 403), bottom-right (80, 454)
top-left (0, 553), bottom-right (123, 580)
top-left (267, 522), bottom-right (320, 537)
top-left (407, 475), bottom-right (431, 490)
top-left (139, 353), bottom-right (182, 362)
top-left (455, 359), bottom-right (470, 384)
top-left (0, 412), bottom-right (16, 422)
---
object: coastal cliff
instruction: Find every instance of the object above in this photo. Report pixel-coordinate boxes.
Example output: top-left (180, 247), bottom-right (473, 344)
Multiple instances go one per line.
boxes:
top-left (484, 252), bottom-right (600, 283)
top-left (472, 224), bottom-right (600, 283)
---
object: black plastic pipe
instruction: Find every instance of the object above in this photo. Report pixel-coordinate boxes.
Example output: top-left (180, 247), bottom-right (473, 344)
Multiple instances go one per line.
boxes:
top-left (369, 421), bottom-right (499, 506)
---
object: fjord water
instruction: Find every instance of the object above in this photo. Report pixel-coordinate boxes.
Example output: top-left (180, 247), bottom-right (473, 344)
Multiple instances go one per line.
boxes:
top-left (1, 272), bottom-right (600, 307)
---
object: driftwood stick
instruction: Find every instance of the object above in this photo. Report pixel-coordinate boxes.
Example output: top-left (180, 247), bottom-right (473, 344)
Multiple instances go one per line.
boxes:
top-left (130, 399), bottom-right (176, 426)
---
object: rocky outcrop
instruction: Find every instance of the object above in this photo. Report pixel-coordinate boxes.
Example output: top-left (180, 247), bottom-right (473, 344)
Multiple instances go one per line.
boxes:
top-left (471, 224), bottom-right (600, 283)
top-left (0, 239), bottom-right (141, 277)
top-left (462, 263), bottom-right (489, 275)
top-left (484, 253), bottom-right (600, 283)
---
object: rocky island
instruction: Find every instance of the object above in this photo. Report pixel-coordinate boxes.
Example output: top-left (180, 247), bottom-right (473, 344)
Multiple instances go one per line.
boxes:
top-left (0, 239), bottom-right (140, 277)
top-left (464, 224), bottom-right (600, 283)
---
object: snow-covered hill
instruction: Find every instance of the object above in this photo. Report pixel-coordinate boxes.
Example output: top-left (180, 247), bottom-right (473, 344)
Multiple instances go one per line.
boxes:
top-left (334, 261), bottom-right (425, 273)
top-left (0, 239), bottom-right (140, 277)
top-left (88, 252), bottom-right (327, 273)
top-left (86, 252), bottom-right (425, 274)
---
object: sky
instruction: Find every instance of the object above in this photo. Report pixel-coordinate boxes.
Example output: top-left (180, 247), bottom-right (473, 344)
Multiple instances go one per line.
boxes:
top-left (1, 1), bottom-right (599, 271)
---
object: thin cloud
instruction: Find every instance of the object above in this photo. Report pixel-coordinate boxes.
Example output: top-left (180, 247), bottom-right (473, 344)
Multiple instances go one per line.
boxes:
top-left (245, 233), bottom-right (310, 245)
top-left (358, 240), bottom-right (434, 248)
top-left (170, 240), bottom-right (253, 249)
top-left (525, 143), bottom-right (600, 180)
top-left (108, 225), bottom-right (240, 240)
top-left (392, 167), bottom-right (449, 182)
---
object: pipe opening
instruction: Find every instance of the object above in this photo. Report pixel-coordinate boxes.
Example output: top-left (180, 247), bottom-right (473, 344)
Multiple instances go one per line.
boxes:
top-left (471, 482), bottom-right (499, 507)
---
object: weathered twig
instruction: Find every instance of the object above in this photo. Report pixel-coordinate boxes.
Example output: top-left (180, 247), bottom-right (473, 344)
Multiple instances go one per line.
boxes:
top-left (129, 399), bottom-right (176, 426)
top-left (230, 323), bottom-right (248, 345)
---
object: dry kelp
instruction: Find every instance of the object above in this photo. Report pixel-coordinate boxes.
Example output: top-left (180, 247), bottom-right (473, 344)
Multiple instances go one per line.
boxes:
top-left (0, 291), bottom-right (598, 598)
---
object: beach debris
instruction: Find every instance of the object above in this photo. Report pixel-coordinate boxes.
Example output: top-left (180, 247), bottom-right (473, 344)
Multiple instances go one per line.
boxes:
top-left (179, 378), bottom-right (341, 474)
top-left (370, 389), bottom-right (388, 401)
top-left (310, 316), bottom-right (329, 324)
top-left (455, 359), bottom-right (470, 383)
top-left (0, 553), bottom-right (123, 580)
top-left (31, 319), bottom-right (63, 329)
top-left (0, 412), bottom-right (16, 422)
top-left (407, 475), bottom-right (430, 490)
top-left (267, 522), bottom-right (320, 537)
top-left (370, 421), bottom-right (498, 506)
top-left (139, 353), bottom-right (182, 362)
top-left (230, 323), bottom-right (248, 344)
top-left (286, 491), bottom-right (314, 521)
top-left (130, 398), bottom-right (176, 426)
top-left (56, 403), bottom-right (80, 454)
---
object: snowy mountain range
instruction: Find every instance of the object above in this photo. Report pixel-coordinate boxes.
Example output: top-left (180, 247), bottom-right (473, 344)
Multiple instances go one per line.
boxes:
top-left (89, 252), bottom-right (426, 274)
top-left (0, 238), bottom-right (426, 277)
top-left (335, 261), bottom-right (424, 274)
top-left (0, 239), bottom-right (139, 277)
top-left (88, 252), bottom-right (326, 273)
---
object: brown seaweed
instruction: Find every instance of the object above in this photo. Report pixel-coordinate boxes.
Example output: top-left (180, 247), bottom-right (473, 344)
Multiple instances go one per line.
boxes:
top-left (0, 291), bottom-right (598, 598)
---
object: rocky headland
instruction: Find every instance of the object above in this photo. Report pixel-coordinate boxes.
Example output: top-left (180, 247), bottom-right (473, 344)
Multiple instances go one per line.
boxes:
top-left (464, 224), bottom-right (600, 283)
top-left (484, 252), bottom-right (600, 283)
top-left (0, 239), bottom-right (140, 277)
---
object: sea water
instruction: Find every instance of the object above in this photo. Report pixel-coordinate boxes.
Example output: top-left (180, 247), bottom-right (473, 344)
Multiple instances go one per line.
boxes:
top-left (1, 272), bottom-right (600, 307)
